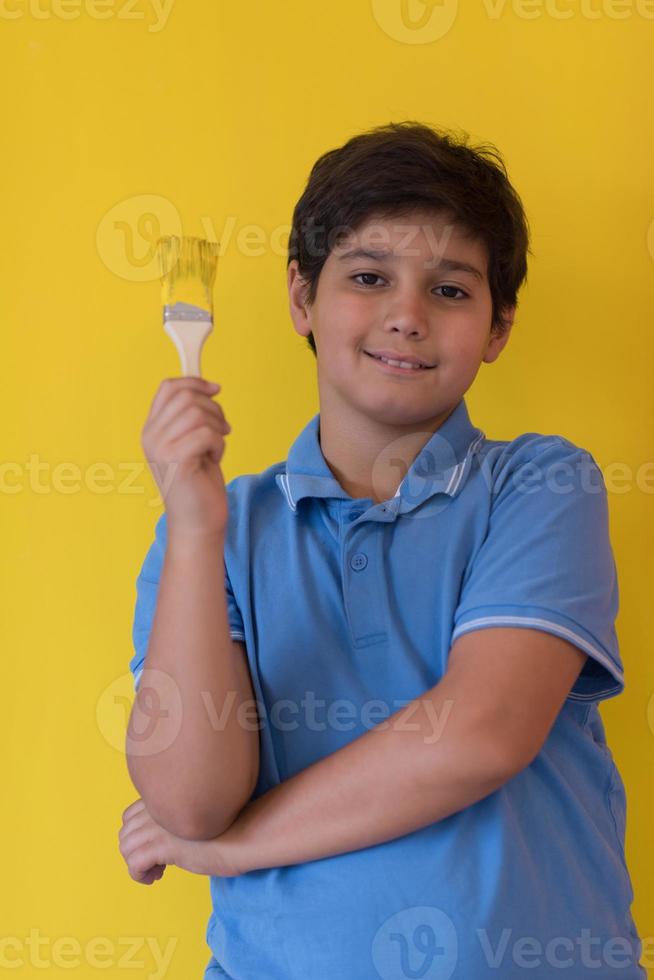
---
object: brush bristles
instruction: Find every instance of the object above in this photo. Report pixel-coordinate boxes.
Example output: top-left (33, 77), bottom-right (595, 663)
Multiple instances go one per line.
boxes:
top-left (158, 236), bottom-right (220, 312)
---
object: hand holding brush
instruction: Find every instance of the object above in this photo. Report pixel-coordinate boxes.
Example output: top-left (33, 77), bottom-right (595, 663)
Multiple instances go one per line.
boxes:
top-left (143, 236), bottom-right (230, 538)
top-left (141, 377), bottom-right (232, 540)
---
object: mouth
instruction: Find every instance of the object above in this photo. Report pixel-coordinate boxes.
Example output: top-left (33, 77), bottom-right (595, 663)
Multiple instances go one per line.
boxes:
top-left (363, 350), bottom-right (436, 374)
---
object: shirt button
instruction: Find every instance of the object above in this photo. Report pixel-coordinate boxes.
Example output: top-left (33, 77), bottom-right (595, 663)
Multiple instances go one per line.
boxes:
top-left (350, 553), bottom-right (368, 571)
top-left (349, 509), bottom-right (363, 522)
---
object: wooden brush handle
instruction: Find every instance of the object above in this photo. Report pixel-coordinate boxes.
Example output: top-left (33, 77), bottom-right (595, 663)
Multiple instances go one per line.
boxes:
top-left (163, 319), bottom-right (213, 377)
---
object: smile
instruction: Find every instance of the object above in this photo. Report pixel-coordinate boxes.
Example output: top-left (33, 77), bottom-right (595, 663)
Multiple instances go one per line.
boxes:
top-left (363, 351), bottom-right (435, 375)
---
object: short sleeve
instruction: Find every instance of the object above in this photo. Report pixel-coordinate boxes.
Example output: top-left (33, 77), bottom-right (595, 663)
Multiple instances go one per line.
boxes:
top-left (451, 437), bottom-right (624, 703)
top-left (224, 561), bottom-right (246, 643)
top-left (130, 512), bottom-right (247, 693)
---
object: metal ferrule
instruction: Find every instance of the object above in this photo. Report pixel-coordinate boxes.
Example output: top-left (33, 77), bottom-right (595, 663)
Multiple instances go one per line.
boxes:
top-left (163, 301), bottom-right (212, 322)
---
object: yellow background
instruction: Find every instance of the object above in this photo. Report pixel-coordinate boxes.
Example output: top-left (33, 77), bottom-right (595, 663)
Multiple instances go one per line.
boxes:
top-left (2, 0), bottom-right (653, 976)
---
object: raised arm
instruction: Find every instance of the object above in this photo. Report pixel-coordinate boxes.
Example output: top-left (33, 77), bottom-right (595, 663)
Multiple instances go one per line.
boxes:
top-left (125, 377), bottom-right (259, 840)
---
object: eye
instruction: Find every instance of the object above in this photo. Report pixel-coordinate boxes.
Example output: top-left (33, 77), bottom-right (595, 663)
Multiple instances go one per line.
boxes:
top-left (436, 285), bottom-right (469, 300)
top-left (352, 273), bottom-right (384, 287)
top-left (351, 274), bottom-right (469, 299)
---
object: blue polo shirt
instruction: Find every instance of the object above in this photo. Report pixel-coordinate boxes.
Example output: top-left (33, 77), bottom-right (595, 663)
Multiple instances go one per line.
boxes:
top-left (130, 397), bottom-right (645, 980)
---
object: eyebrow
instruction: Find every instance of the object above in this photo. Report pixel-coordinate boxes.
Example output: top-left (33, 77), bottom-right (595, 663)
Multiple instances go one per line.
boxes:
top-left (336, 247), bottom-right (484, 281)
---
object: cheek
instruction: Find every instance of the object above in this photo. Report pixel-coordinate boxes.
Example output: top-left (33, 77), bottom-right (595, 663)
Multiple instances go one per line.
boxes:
top-left (439, 333), bottom-right (479, 362)
top-left (329, 288), bottom-right (375, 323)
top-left (440, 313), bottom-right (491, 360)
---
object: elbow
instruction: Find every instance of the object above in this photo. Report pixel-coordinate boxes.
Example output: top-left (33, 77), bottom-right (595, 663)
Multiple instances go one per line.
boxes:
top-left (125, 728), bottom-right (259, 841)
top-left (181, 769), bottom-right (260, 841)
top-left (462, 731), bottom-right (532, 795)
top-left (491, 737), bottom-right (536, 783)
top-left (172, 807), bottom-right (243, 841)
top-left (143, 801), bottom-right (194, 839)
top-left (173, 774), bottom-right (257, 840)
top-left (125, 755), bottom-right (256, 841)
top-left (135, 794), bottom-right (242, 841)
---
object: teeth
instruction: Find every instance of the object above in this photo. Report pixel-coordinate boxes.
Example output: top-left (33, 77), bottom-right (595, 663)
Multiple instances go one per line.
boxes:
top-left (377, 355), bottom-right (423, 370)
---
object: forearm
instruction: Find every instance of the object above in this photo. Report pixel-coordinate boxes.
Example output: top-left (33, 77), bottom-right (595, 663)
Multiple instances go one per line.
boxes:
top-left (212, 683), bottom-right (516, 873)
top-left (126, 530), bottom-right (259, 839)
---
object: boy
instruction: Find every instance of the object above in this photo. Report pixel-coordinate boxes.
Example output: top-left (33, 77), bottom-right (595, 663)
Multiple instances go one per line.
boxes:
top-left (122, 122), bottom-right (645, 978)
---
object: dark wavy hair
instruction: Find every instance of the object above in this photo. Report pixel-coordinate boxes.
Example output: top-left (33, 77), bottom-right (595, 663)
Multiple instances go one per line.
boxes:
top-left (287, 120), bottom-right (532, 356)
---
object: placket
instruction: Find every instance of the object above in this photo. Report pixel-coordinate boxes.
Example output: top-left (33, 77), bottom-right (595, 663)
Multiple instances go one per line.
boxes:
top-left (339, 501), bottom-right (389, 649)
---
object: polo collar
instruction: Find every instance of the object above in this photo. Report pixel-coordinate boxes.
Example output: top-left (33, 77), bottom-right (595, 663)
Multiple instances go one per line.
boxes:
top-left (275, 399), bottom-right (485, 516)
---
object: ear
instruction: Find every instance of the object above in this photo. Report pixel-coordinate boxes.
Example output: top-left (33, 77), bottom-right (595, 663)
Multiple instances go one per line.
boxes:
top-left (483, 306), bottom-right (515, 364)
top-left (287, 260), bottom-right (312, 339)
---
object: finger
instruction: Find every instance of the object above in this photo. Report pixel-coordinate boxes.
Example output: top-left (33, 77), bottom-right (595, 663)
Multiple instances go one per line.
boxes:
top-left (122, 837), bottom-right (160, 874)
top-left (119, 817), bottom-right (162, 858)
top-left (157, 397), bottom-right (228, 444)
top-left (119, 827), bottom-right (145, 859)
top-left (125, 833), bottom-right (169, 880)
top-left (160, 408), bottom-right (229, 451)
top-left (146, 389), bottom-right (228, 445)
top-left (143, 864), bottom-right (166, 884)
top-left (129, 851), bottom-right (161, 883)
top-left (121, 799), bottom-right (146, 823)
top-left (153, 386), bottom-right (226, 430)
top-left (148, 377), bottom-right (221, 425)
top-left (119, 809), bottom-right (152, 843)
top-left (165, 424), bottom-right (227, 466)
top-left (133, 864), bottom-right (166, 886)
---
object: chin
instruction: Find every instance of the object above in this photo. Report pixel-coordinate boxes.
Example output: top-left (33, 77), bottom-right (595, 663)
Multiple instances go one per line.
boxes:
top-left (361, 401), bottom-right (438, 428)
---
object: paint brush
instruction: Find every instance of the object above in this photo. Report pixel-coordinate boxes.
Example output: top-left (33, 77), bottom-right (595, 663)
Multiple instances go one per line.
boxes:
top-left (157, 236), bottom-right (220, 376)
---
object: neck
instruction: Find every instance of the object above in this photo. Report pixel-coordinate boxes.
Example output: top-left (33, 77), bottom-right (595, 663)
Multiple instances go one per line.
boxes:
top-left (317, 394), bottom-right (458, 504)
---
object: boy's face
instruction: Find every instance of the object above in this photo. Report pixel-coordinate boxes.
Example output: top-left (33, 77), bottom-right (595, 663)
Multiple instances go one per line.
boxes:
top-left (288, 209), bottom-right (514, 429)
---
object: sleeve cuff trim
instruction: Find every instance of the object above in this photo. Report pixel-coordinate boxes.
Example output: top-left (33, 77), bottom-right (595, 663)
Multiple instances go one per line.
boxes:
top-left (450, 615), bottom-right (624, 700)
top-left (132, 633), bottom-right (246, 692)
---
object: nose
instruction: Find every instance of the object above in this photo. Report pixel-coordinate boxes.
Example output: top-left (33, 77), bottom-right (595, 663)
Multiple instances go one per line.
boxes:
top-left (383, 286), bottom-right (430, 338)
